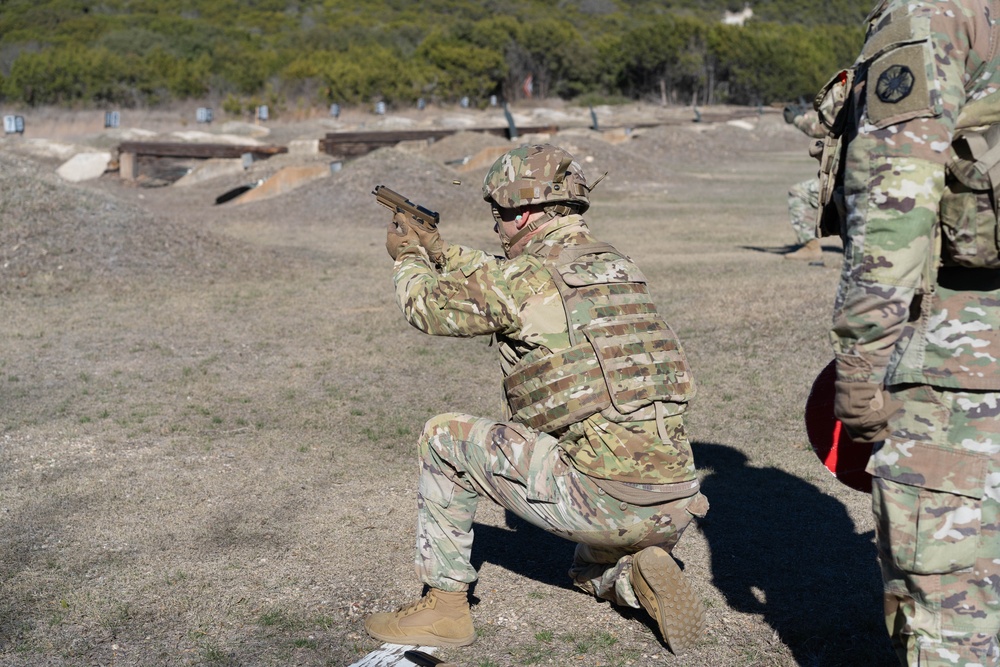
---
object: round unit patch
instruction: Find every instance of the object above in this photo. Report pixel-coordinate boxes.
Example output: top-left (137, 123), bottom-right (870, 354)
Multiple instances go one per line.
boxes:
top-left (875, 64), bottom-right (915, 104)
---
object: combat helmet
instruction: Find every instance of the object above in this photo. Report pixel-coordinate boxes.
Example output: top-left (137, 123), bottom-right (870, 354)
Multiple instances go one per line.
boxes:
top-left (482, 144), bottom-right (591, 214)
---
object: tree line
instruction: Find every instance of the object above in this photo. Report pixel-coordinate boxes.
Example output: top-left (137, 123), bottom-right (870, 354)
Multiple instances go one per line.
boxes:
top-left (0, 0), bottom-right (869, 112)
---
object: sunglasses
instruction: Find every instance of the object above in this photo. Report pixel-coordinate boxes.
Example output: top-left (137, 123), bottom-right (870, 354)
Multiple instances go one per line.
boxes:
top-left (491, 206), bottom-right (521, 233)
top-left (490, 206), bottom-right (503, 234)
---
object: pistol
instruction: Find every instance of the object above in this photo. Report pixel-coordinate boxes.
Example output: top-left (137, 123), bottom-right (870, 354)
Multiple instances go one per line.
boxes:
top-left (372, 185), bottom-right (440, 234)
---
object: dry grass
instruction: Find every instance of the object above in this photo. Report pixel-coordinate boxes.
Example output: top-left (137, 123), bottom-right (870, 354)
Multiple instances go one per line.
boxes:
top-left (0, 107), bottom-right (894, 666)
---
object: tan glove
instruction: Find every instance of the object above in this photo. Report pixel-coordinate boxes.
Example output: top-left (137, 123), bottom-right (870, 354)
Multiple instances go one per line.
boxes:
top-left (833, 380), bottom-right (901, 443)
top-left (394, 212), bottom-right (445, 266)
top-left (385, 217), bottom-right (421, 261)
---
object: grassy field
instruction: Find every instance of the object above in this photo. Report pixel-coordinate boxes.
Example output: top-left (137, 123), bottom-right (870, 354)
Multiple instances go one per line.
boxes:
top-left (0, 113), bottom-right (896, 666)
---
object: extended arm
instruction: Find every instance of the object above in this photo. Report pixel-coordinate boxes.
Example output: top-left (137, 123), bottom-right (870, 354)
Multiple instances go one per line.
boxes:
top-left (392, 247), bottom-right (519, 337)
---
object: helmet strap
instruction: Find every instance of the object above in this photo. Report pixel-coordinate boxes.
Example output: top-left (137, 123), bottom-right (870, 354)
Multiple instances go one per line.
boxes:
top-left (502, 205), bottom-right (575, 255)
top-left (505, 219), bottom-right (539, 251)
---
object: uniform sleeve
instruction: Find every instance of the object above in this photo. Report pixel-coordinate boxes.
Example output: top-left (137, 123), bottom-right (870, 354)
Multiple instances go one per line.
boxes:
top-left (831, 3), bottom-right (967, 383)
top-left (392, 243), bottom-right (521, 337)
top-left (793, 110), bottom-right (826, 139)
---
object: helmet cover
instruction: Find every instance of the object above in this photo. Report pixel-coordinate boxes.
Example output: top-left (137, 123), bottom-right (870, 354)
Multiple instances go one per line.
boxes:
top-left (482, 144), bottom-right (590, 213)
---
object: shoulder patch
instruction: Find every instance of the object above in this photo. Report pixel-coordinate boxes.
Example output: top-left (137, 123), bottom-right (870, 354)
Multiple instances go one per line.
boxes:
top-left (875, 64), bottom-right (915, 104)
top-left (866, 43), bottom-right (934, 127)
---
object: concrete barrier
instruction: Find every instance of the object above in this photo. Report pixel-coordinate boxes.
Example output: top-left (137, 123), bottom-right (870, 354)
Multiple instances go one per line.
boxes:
top-left (173, 158), bottom-right (245, 187)
top-left (232, 163), bottom-right (332, 204)
top-left (56, 152), bottom-right (112, 182)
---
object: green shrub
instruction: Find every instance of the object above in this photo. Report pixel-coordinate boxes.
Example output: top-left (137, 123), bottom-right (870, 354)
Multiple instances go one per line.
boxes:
top-left (0, 0), bottom-right (868, 108)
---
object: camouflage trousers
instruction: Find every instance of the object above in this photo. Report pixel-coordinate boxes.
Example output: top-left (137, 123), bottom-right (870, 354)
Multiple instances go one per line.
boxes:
top-left (415, 412), bottom-right (707, 608)
top-left (787, 177), bottom-right (820, 245)
top-left (868, 385), bottom-right (1000, 667)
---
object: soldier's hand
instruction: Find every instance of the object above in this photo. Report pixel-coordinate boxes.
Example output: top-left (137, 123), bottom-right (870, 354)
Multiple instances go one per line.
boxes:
top-left (389, 212), bottom-right (445, 266)
top-left (385, 214), bottom-right (421, 261)
top-left (833, 380), bottom-right (901, 443)
top-left (412, 223), bottom-right (445, 266)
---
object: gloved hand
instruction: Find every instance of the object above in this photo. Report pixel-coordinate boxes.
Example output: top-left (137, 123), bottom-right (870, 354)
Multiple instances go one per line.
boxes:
top-left (387, 213), bottom-right (444, 265)
top-left (385, 216), bottom-right (421, 261)
top-left (833, 380), bottom-right (901, 443)
top-left (403, 212), bottom-right (445, 266)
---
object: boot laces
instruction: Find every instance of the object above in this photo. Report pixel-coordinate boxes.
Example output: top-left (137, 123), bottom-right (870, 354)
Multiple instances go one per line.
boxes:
top-left (397, 595), bottom-right (434, 615)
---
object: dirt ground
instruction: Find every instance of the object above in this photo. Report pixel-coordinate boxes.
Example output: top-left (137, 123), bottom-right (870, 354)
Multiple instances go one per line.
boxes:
top-left (0, 100), bottom-right (895, 666)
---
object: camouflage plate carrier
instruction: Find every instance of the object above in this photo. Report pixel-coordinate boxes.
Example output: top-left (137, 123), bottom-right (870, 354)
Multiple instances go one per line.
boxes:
top-left (503, 242), bottom-right (695, 435)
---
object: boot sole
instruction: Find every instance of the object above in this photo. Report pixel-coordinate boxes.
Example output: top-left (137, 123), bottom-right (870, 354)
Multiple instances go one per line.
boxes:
top-left (632, 547), bottom-right (704, 653)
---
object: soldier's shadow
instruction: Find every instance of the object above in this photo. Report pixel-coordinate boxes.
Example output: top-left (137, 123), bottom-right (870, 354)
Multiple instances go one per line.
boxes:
top-left (696, 441), bottom-right (895, 666)
top-left (469, 514), bottom-right (575, 598)
top-left (739, 243), bottom-right (843, 256)
top-left (739, 243), bottom-right (802, 255)
top-left (466, 441), bottom-right (895, 665)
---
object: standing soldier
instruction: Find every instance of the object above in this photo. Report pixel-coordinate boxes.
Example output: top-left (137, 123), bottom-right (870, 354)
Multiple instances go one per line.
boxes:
top-left (367, 144), bottom-right (709, 654)
top-left (783, 106), bottom-right (826, 261)
top-left (822, 0), bottom-right (1000, 664)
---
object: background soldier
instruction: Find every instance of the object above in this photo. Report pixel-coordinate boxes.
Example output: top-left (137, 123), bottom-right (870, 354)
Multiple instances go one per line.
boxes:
top-left (366, 144), bottom-right (709, 654)
top-left (827, 0), bottom-right (1000, 664)
top-left (783, 105), bottom-right (826, 261)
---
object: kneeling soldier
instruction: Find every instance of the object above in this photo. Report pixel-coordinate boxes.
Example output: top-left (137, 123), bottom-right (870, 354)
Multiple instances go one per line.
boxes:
top-left (367, 144), bottom-right (709, 654)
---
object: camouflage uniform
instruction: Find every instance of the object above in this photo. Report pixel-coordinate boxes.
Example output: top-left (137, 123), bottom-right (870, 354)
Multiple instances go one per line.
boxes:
top-left (788, 111), bottom-right (826, 245)
top-left (392, 214), bottom-right (708, 609)
top-left (829, 1), bottom-right (1000, 664)
top-left (788, 176), bottom-right (821, 245)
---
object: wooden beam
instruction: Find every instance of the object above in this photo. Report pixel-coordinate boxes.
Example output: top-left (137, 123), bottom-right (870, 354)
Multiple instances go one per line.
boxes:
top-left (320, 126), bottom-right (560, 157)
top-left (119, 151), bottom-right (137, 181)
top-left (117, 142), bottom-right (288, 160)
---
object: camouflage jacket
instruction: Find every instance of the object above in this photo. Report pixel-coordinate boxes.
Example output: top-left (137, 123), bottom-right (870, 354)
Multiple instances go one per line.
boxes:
top-left (831, 0), bottom-right (1000, 389)
top-left (392, 214), bottom-right (697, 484)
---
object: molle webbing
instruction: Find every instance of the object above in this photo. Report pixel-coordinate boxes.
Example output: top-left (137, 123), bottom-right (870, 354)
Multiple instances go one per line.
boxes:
top-left (503, 242), bottom-right (694, 433)
top-left (503, 341), bottom-right (611, 432)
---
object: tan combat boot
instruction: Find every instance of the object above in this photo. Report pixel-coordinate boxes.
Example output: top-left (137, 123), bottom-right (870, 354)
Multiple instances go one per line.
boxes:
top-left (784, 238), bottom-right (822, 261)
top-left (364, 588), bottom-right (475, 647)
top-left (630, 546), bottom-right (704, 654)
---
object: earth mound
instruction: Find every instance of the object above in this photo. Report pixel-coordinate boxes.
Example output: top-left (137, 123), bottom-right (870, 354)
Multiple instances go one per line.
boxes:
top-left (219, 146), bottom-right (486, 228)
top-left (0, 152), bottom-right (285, 296)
